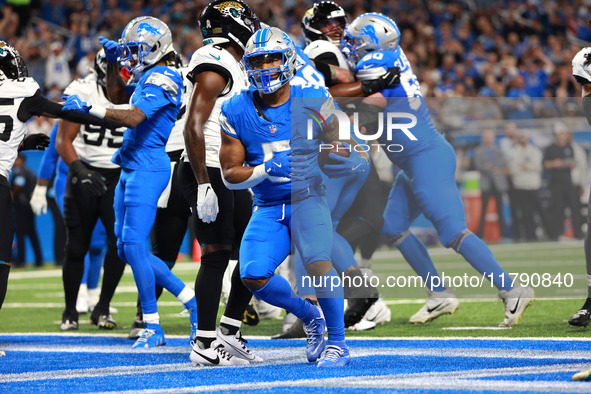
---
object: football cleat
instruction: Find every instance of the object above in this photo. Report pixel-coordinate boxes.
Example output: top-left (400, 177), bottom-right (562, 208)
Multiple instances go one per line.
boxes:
top-left (216, 327), bottom-right (263, 362)
top-left (242, 302), bottom-right (259, 326)
top-left (90, 310), bottom-right (117, 330)
top-left (0, 350), bottom-right (5, 357)
top-left (410, 289), bottom-right (459, 324)
top-left (572, 367), bottom-right (591, 381)
top-left (129, 316), bottom-right (144, 340)
top-left (132, 323), bottom-right (166, 349)
top-left (304, 307), bottom-right (326, 362)
top-left (569, 309), bottom-right (591, 327)
top-left (498, 285), bottom-right (535, 327)
top-left (190, 340), bottom-right (250, 366)
top-left (60, 311), bottom-right (79, 331)
top-left (344, 297), bottom-right (378, 328)
top-left (271, 317), bottom-right (306, 339)
top-left (363, 298), bottom-right (391, 325)
top-left (317, 343), bottom-right (351, 368)
top-left (190, 323), bottom-right (198, 346)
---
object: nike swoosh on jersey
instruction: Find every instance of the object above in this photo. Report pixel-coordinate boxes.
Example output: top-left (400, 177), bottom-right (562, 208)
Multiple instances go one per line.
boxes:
top-left (192, 349), bottom-right (220, 365)
top-left (163, 71), bottom-right (175, 77)
top-left (145, 93), bottom-right (156, 97)
top-left (210, 53), bottom-right (221, 61)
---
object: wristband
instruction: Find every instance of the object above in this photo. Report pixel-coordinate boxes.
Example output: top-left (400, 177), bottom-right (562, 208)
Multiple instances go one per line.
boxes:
top-left (89, 104), bottom-right (107, 119)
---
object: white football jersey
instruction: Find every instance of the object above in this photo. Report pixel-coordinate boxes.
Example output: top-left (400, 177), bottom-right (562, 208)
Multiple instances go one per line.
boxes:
top-left (166, 65), bottom-right (190, 154)
top-left (64, 75), bottom-right (128, 169)
top-left (304, 40), bottom-right (350, 70)
top-left (185, 45), bottom-right (248, 168)
top-left (0, 77), bottom-right (41, 179)
top-left (572, 47), bottom-right (591, 84)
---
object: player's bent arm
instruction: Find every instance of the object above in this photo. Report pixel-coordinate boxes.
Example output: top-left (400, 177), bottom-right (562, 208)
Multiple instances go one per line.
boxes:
top-left (106, 62), bottom-right (129, 104)
top-left (55, 119), bottom-right (82, 166)
top-left (582, 84), bottom-right (591, 127)
top-left (220, 131), bottom-right (267, 190)
top-left (184, 71), bottom-right (228, 184)
top-left (101, 106), bottom-right (147, 129)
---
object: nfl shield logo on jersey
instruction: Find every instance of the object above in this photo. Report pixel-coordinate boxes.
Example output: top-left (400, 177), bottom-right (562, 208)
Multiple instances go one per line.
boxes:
top-left (269, 125), bottom-right (277, 133)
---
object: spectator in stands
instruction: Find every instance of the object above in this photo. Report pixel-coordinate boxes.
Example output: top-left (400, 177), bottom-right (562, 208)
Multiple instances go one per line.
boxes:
top-left (474, 129), bottom-right (511, 240)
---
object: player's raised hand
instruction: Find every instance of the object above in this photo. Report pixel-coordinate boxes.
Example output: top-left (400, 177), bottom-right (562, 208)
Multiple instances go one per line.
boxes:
top-left (99, 36), bottom-right (119, 63)
top-left (322, 142), bottom-right (369, 178)
top-left (264, 151), bottom-right (291, 179)
top-left (197, 183), bottom-right (219, 223)
top-left (62, 95), bottom-right (92, 114)
top-left (30, 185), bottom-right (48, 216)
top-left (19, 133), bottom-right (50, 151)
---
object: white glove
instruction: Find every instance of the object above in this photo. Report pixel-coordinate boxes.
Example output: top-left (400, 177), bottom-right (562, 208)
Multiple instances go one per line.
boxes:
top-left (30, 185), bottom-right (48, 216)
top-left (197, 183), bottom-right (219, 224)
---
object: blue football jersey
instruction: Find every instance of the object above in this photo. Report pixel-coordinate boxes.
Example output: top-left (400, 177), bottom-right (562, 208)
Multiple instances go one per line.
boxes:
top-left (111, 65), bottom-right (183, 171)
top-left (355, 49), bottom-right (444, 164)
top-left (220, 83), bottom-right (334, 206)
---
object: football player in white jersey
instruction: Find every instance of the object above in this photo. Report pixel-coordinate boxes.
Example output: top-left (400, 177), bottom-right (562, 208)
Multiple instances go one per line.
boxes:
top-left (182, 0), bottom-right (262, 366)
top-left (0, 41), bottom-right (110, 355)
top-left (56, 49), bottom-right (130, 331)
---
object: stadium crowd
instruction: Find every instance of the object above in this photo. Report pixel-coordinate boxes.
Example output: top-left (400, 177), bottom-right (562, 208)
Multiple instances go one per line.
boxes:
top-left (1, 0), bottom-right (591, 99)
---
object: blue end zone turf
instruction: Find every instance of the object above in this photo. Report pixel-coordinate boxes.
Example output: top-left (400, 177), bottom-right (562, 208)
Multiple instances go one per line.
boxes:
top-left (2, 335), bottom-right (591, 393)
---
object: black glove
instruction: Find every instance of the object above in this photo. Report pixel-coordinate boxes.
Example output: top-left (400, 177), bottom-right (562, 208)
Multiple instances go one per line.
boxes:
top-left (70, 160), bottom-right (107, 197)
top-left (361, 66), bottom-right (401, 96)
top-left (18, 133), bottom-right (50, 152)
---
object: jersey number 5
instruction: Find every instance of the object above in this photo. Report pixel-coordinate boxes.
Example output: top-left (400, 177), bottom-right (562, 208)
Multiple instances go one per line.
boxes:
top-left (0, 98), bottom-right (15, 142)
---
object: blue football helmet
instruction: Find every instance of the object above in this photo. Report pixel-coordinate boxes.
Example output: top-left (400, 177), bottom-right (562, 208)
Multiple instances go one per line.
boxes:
top-left (341, 13), bottom-right (401, 64)
top-left (243, 27), bottom-right (297, 94)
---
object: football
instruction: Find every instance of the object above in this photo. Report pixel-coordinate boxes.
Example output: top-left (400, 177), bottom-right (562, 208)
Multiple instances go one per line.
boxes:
top-left (318, 141), bottom-right (351, 168)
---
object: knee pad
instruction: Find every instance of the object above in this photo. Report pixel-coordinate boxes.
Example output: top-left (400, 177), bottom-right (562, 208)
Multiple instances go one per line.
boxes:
top-left (448, 229), bottom-right (472, 252)
top-left (240, 259), bottom-right (275, 280)
top-left (200, 250), bottom-right (231, 274)
top-left (386, 230), bottom-right (411, 247)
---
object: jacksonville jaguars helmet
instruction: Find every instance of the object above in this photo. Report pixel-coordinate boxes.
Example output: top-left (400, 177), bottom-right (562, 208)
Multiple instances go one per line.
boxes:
top-left (244, 27), bottom-right (297, 94)
top-left (118, 16), bottom-right (174, 76)
top-left (0, 41), bottom-right (28, 81)
top-left (341, 13), bottom-right (400, 63)
top-left (93, 49), bottom-right (108, 87)
top-left (199, 0), bottom-right (260, 51)
top-left (302, 1), bottom-right (347, 45)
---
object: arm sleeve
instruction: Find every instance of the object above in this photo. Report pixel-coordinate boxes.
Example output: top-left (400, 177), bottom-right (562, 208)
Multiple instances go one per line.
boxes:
top-left (37, 123), bottom-right (60, 180)
top-left (133, 84), bottom-right (172, 120)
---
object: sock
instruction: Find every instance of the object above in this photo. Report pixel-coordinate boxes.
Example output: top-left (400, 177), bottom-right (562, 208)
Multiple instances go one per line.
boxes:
top-left (252, 274), bottom-right (317, 323)
top-left (582, 297), bottom-right (591, 310)
top-left (196, 329), bottom-right (216, 348)
top-left (224, 261), bottom-right (253, 323)
top-left (148, 253), bottom-right (185, 297)
top-left (62, 255), bottom-right (85, 314)
top-left (397, 233), bottom-right (446, 292)
top-left (195, 250), bottom-right (230, 332)
top-left (123, 242), bottom-right (158, 315)
top-left (457, 233), bottom-right (512, 291)
top-left (219, 315), bottom-right (242, 336)
top-left (177, 286), bottom-right (197, 327)
top-left (94, 246), bottom-right (125, 314)
top-left (86, 250), bottom-right (104, 290)
top-left (313, 268), bottom-right (345, 342)
top-left (143, 312), bottom-right (159, 325)
top-left (0, 263), bottom-right (10, 310)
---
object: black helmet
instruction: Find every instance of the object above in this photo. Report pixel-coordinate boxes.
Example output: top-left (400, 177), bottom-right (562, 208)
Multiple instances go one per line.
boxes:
top-left (301, 1), bottom-right (347, 45)
top-left (0, 41), bottom-right (28, 80)
top-left (199, 0), bottom-right (260, 51)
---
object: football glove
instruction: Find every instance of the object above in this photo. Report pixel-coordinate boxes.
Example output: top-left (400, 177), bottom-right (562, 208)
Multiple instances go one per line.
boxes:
top-left (18, 133), bottom-right (50, 152)
top-left (63, 95), bottom-right (92, 114)
top-left (197, 183), bottom-right (219, 224)
top-left (70, 160), bottom-right (107, 197)
top-left (264, 151), bottom-right (291, 179)
top-left (30, 184), bottom-right (48, 216)
top-left (99, 36), bottom-right (119, 63)
top-left (361, 66), bottom-right (401, 95)
top-left (322, 143), bottom-right (369, 178)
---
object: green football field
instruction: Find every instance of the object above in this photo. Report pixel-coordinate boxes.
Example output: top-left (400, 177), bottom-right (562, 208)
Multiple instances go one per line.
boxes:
top-left (2, 240), bottom-right (590, 339)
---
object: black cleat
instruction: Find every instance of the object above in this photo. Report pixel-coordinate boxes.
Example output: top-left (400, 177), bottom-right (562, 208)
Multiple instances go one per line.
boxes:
top-left (271, 318), bottom-right (306, 339)
top-left (90, 308), bottom-right (117, 330)
top-left (60, 310), bottom-right (79, 331)
top-left (242, 303), bottom-right (259, 326)
top-left (569, 309), bottom-right (591, 327)
top-left (129, 316), bottom-right (144, 340)
top-left (344, 297), bottom-right (378, 328)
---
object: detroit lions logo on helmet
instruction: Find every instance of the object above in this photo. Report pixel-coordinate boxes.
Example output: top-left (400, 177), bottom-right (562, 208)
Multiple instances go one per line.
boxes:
top-left (213, 1), bottom-right (245, 19)
top-left (137, 22), bottom-right (162, 38)
top-left (360, 25), bottom-right (378, 45)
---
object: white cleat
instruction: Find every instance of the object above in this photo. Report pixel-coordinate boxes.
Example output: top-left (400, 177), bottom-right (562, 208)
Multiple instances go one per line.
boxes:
top-left (498, 285), bottom-right (535, 327)
top-left (572, 367), bottom-right (591, 381)
top-left (216, 327), bottom-right (263, 362)
top-left (76, 296), bottom-right (89, 314)
top-left (190, 340), bottom-right (250, 366)
top-left (409, 289), bottom-right (459, 324)
top-left (349, 298), bottom-right (392, 331)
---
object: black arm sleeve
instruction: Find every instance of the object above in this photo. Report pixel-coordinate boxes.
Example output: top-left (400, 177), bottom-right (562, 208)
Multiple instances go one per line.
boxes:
top-left (575, 75), bottom-right (591, 86)
top-left (356, 102), bottom-right (383, 132)
top-left (312, 59), bottom-right (335, 86)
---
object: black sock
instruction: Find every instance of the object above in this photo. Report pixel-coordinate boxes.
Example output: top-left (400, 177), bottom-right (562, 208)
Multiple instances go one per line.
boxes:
top-left (62, 257), bottom-right (85, 314)
top-left (195, 250), bottom-right (230, 333)
top-left (94, 248), bottom-right (125, 313)
top-left (223, 261), bottom-right (253, 325)
top-left (582, 298), bottom-right (591, 310)
top-left (0, 264), bottom-right (10, 310)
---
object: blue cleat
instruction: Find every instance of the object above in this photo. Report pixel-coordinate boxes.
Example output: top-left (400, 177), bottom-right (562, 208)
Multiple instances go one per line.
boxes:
top-left (317, 343), bottom-right (351, 368)
top-left (132, 322), bottom-right (166, 349)
top-left (304, 308), bottom-right (326, 362)
top-left (184, 298), bottom-right (198, 345)
top-left (190, 322), bottom-right (198, 346)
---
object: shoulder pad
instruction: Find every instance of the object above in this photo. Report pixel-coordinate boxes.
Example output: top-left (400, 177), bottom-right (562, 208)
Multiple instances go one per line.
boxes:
top-left (572, 47), bottom-right (591, 83)
top-left (145, 69), bottom-right (181, 97)
top-left (0, 77), bottom-right (40, 99)
top-left (304, 40), bottom-right (341, 59)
